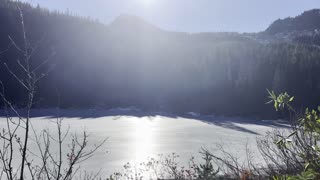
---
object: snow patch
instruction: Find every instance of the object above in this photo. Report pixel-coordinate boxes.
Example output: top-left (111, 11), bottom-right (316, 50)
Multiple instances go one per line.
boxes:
top-left (107, 106), bottom-right (141, 113)
top-left (186, 112), bottom-right (201, 117)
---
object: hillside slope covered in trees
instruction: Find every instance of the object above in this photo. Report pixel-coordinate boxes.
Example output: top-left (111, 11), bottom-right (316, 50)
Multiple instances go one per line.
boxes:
top-left (1, 0), bottom-right (320, 117)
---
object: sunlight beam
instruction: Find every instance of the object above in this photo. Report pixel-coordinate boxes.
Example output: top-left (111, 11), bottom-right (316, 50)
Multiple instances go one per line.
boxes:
top-left (137, 0), bottom-right (155, 7)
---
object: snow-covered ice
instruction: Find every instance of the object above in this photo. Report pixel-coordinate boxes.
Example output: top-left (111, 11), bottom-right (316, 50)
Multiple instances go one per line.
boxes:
top-left (0, 109), bottom-right (288, 176)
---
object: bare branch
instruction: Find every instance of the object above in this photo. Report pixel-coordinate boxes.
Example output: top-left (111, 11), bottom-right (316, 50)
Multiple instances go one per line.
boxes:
top-left (3, 63), bottom-right (29, 91)
top-left (8, 36), bottom-right (24, 53)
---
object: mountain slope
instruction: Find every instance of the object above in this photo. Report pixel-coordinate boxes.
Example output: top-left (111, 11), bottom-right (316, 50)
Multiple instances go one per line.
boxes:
top-left (260, 9), bottom-right (320, 45)
top-left (266, 9), bottom-right (320, 34)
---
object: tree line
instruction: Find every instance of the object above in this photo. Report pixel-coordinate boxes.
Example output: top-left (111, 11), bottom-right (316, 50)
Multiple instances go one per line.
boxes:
top-left (0, 0), bottom-right (320, 118)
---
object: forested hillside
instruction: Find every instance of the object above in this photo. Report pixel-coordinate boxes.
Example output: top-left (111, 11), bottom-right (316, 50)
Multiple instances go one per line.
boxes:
top-left (261, 9), bottom-right (320, 45)
top-left (1, 0), bottom-right (320, 117)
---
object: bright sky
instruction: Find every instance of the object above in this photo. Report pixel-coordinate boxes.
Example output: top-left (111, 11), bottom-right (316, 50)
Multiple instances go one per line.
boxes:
top-left (22, 0), bottom-right (320, 33)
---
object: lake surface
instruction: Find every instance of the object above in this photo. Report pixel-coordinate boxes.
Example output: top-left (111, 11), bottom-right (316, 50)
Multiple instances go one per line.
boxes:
top-left (0, 108), bottom-right (288, 177)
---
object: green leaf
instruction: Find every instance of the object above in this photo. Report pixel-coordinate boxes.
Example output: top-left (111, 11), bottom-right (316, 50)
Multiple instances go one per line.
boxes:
top-left (266, 100), bottom-right (273, 104)
top-left (276, 139), bottom-right (283, 145)
top-left (304, 162), bottom-right (310, 171)
top-left (289, 96), bottom-right (294, 102)
top-left (287, 131), bottom-right (297, 138)
top-left (285, 138), bottom-right (292, 143)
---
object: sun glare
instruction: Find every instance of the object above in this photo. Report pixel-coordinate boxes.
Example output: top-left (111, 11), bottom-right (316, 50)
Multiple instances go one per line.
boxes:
top-left (138, 0), bottom-right (155, 7)
top-left (132, 117), bottom-right (155, 162)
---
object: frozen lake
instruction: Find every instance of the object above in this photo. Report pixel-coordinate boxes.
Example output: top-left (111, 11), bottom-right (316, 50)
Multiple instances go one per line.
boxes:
top-left (0, 108), bottom-right (288, 177)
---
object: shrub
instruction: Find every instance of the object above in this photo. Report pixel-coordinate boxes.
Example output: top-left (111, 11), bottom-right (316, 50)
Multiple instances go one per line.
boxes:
top-left (264, 90), bottom-right (320, 179)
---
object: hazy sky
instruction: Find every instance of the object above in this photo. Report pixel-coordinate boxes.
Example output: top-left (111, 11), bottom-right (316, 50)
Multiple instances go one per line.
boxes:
top-left (21, 0), bottom-right (320, 33)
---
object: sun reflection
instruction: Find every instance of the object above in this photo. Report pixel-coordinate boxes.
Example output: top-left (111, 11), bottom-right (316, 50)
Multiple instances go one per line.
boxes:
top-left (132, 117), bottom-right (155, 162)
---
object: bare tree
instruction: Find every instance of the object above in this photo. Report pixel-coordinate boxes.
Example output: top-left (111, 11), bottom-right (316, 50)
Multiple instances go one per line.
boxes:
top-left (0, 7), bottom-right (107, 180)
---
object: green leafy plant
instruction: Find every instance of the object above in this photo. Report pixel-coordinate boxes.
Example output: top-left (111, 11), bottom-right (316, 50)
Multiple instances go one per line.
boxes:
top-left (195, 151), bottom-right (219, 179)
top-left (267, 89), bottom-right (294, 112)
top-left (267, 90), bottom-right (320, 179)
